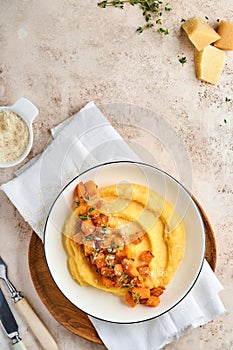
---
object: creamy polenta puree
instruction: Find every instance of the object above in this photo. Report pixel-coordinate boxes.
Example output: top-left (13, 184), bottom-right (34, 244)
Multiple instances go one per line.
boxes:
top-left (63, 181), bottom-right (185, 307)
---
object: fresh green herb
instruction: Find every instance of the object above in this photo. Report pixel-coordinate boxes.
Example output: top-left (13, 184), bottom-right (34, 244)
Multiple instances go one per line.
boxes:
top-left (98, 1), bottom-right (172, 34)
top-left (122, 283), bottom-right (134, 288)
top-left (99, 0), bottom-right (124, 8)
top-left (205, 16), bottom-right (209, 20)
top-left (86, 234), bottom-right (103, 241)
top-left (146, 23), bottom-right (154, 29)
top-left (122, 283), bottom-right (130, 287)
top-left (107, 242), bottom-right (121, 253)
top-left (101, 225), bottom-right (108, 235)
top-left (85, 235), bottom-right (94, 241)
top-left (111, 242), bottom-right (120, 248)
top-left (106, 255), bottom-right (115, 268)
top-left (165, 3), bottom-right (172, 11)
top-left (179, 56), bottom-right (187, 66)
top-left (225, 97), bottom-right (231, 102)
top-left (136, 26), bottom-right (143, 33)
top-left (145, 12), bottom-right (151, 22)
top-left (88, 207), bottom-right (96, 212)
top-left (79, 214), bottom-right (91, 220)
top-left (80, 195), bottom-right (89, 202)
top-left (158, 27), bottom-right (169, 35)
top-left (117, 273), bottom-right (131, 286)
top-left (75, 200), bottom-right (80, 207)
top-left (132, 291), bottom-right (141, 304)
top-left (91, 248), bottom-right (100, 256)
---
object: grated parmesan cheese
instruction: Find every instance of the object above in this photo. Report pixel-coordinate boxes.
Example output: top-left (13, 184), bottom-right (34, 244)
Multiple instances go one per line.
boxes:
top-left (0, 109), bottom-right (29, 162)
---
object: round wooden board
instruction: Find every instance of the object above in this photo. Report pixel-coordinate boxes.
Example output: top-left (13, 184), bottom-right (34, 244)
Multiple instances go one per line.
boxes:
top-left (28, 197), bottom-right (217, 345)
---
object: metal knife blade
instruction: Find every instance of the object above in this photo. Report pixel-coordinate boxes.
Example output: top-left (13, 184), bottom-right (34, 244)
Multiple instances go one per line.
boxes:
top-left (0, 287), bottom-right (18, 339)
top-left (0, 287), bottom-right (27, 349)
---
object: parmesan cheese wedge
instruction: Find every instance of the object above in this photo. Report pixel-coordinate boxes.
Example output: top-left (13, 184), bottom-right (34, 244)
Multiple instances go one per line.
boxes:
top-left (214, 20), bottom-right (233, 50)
top-left (194, 45), bottom-right (225, 85)
top-left (182, 17), bottom-right (221, 51)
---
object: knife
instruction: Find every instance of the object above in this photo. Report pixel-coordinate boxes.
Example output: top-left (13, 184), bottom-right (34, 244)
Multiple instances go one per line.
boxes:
top-left (0, 287), bottom-right (27, 350)
top-left (0, 256), bottom-right (58, 350)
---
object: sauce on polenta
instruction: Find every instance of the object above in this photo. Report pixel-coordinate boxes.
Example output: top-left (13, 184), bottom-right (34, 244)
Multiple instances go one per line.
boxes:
top-left (63, 180), bottom-right (185, 307)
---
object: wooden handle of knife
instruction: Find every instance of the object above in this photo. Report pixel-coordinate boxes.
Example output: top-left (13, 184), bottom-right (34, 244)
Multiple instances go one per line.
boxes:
top-left (15, 298), bottom-right (58, 350)
top-left (11, 340), bottom-right (27, 350)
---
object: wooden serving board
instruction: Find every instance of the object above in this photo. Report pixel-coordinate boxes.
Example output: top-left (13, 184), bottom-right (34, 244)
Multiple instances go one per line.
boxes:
top-left (28, 197), bottom-right (216, 345)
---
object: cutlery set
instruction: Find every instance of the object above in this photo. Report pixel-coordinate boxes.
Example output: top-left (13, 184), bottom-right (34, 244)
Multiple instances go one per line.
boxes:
top-left (0, 256), bottom-right (58, 349)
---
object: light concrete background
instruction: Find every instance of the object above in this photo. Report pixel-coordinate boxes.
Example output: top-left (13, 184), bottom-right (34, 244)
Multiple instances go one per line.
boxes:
top-left (0, 1), bottom-right (232, 349)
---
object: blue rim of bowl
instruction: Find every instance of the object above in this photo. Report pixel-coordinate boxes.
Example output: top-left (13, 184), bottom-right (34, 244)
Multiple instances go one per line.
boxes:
top-left (43, 160), bottom-right (206, 324)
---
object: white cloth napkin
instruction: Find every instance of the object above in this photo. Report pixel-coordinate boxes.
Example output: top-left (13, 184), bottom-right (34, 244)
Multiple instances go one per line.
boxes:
top-left (1, 102), bottom-right (226, 349)
top-left (1, 101), bottom-right (139, 239)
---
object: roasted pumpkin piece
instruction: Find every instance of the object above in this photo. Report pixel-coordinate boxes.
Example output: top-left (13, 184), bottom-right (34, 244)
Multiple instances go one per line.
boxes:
top-left (101, 276), bottom-right (115, 288)
top-left (92, 213), bottom-right (109, 226)
top-left (137, 265), bottom-right (150, 276)
top-left (88, 208), bottom-right (100, 220)
top-left (150, 286), bottom-right (165, 297)
top-left (115, 246), bottom-right (131, 260)
top-left (139, 250), bottom-right (154, 263)
top-left (121, 258), bottom-right (139, 277)
top-left (139, 298), bottom-right (147, 304)
top-left (83, 245), bottom-right (93, 256)
top-left (146, 296), bottom-right (160, 307)
top-left (131, 287), bottom-right (150, 300)
top-left (94, 252), bottom-right (107, 268)
top-left (124, 291), bottom-right (137, 307)
top-left (100, 267), bottom-right (115, 278)
top-left (114, 263), bottom-right (123, 277)
top-left (77, 205), bottom-right (88, 216)
top-left (130, 276), bottom-right (143, 287)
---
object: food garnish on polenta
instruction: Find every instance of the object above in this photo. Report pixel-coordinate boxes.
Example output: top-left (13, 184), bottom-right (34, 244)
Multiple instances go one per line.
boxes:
top-left (63, 180), bottom-right (185, 307)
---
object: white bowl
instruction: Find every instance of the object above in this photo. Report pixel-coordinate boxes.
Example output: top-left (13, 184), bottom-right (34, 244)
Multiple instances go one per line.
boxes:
top-left (0, 97), bottom-right (38, 168)
top-left (44, 161), bottom-right (205, 323)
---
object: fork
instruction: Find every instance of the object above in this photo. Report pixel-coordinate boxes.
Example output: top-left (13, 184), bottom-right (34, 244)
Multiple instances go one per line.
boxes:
top-left (0, 256), bottom-right (58, 350)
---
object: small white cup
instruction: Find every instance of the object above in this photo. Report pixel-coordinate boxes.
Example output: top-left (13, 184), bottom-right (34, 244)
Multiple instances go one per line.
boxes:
top-left (0, 97), bottom-right (39, 168)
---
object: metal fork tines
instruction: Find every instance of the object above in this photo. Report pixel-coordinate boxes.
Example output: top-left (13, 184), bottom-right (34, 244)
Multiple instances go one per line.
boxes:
top-left (0, 256), bottom-right (22, 302)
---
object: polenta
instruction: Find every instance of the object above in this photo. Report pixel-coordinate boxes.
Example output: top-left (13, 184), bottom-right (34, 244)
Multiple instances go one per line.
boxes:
top-left (63, 181), bottom-right (185, 307)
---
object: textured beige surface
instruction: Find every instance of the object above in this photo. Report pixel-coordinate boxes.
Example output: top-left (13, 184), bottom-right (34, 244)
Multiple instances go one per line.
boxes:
top-left (0, 1), bottom-right (232, 349)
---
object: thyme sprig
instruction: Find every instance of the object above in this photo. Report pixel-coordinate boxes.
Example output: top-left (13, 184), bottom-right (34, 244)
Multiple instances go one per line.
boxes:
top-left (179, 56), bottom-right (187, 66)
top-left (98, 0), bottom-right (171, 34)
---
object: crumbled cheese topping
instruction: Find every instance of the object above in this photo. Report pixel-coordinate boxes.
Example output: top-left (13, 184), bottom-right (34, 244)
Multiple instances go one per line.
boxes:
top-left (0, 109), bottom-right (29, 162)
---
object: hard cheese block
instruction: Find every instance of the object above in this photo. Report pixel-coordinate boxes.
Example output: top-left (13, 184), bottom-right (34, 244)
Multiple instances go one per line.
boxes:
top-left (182, 17), bottom-right (221, 51)
top-left (195, 45), bottom-right (225, 85)
top-left (214, 20), bottom-right (233, 50)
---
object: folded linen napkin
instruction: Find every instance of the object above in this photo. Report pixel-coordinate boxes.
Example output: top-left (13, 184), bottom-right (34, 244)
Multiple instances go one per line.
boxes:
top-left (1, 101), bottom-right (139, 239)
top-left (1, 102), bottom-right (226, 349)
